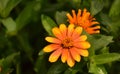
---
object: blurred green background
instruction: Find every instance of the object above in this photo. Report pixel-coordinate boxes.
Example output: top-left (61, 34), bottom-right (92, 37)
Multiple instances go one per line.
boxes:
top-left (0, 0), bottom-right (120, 74)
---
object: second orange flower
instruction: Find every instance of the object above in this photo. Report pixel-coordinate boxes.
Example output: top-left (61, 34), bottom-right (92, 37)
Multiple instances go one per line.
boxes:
top-left (66, 8), bottom-right (100, 34)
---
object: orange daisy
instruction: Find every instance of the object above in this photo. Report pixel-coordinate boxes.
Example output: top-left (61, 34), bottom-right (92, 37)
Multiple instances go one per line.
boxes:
top-left (43, 24), bottom-right (91, 67)
top-left (66, 8), bottom-right (100, 34)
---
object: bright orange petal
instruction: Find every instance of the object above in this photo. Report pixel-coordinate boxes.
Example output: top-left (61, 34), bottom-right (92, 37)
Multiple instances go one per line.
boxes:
top-left (79, 49), bottom-right (89, 57)
top-left (73, 47), bottom-right (89, 57)
top-left (83, 8), bottom-right (87, 16)
top-left (52, 27), bottom-right (63, 40)
top-left (66, 13), bottom-right (74, 23)
top-left (72, 26), bottom-right (82, 39)
top-left (91, 22), bottom-right (99, 25)
top-left (67, 52), bottom-right (75, 67)
top-left (82, 12), bottom-right (90, 21)
top-left (67, 24), bottom-right (75, 37)
top-left (61, 49), bottom-right (68, 63)
top-left (91, 26), bottom-right (100, 29)
top-left (45, 37), bottom-right (61, 44)
top-left (94, 30), bottom-right (100, 33)
top-left (86, 27), bottom-right (100, 34)
top-left (59, 24), bottom-right (67, 37)
top-left (43, 44), bottom-right (60, 52)
top-left (70, 48), bottom-right (81, 62)
top-left (73, 41), bottom-right (91, 49)
top-left (49, 47), bottom-right (62, 62)
top-left (74, 35), bottom-right (87, 42)
top-left (72, 10), bottom-right (77, 24)
top-left (77, 9), bottom-right (81, 19)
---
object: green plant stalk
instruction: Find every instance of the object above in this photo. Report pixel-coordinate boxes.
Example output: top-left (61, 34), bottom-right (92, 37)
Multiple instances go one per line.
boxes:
top-left (16, 63), bottom-right (21, 74)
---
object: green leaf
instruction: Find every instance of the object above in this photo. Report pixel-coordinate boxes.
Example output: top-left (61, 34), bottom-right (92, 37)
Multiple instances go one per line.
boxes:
top-left (89, 61), bottom-right (96, 73)
top-left (47, 61), bottom-right (67, 74)
top-left (16, 34), bottom-right (33, 61)
top-left (93, 53), bottom-right (120, 64)
top-left (55, 11), bottom-right (67, 25)
top-left (41, 14), bottom-right (57, 36)
top-left (89, 63), bottom-right (107, 74)
top-left (0, 0), bottom-right (9, 11)
top-left (16, 1), bottom-right (36, 31)
top-left (0, 52), bottom-right (20, 74)
top-left (90, 0), bottom-right (104, 15)
top-left (99, 13), bottom-right (120, 37)
top-left (1, 17), bottom-right (17, 36)
top-left (99, 47), bottom-right (109, 54)
top-left (64, 68), bottom-right (78, 74)
top-left (88, 34), bottom-right (113, 50)
top-left (34, 51), bottom-right (47, 74)
top-left (109, 0), bottom-right (120, 17)
top-left (0, 0), bottom-right (21, 17)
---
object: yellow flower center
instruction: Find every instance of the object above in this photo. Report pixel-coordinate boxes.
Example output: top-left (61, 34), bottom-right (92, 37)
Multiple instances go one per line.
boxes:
top-left (62, 38), bottom-right (73, 48)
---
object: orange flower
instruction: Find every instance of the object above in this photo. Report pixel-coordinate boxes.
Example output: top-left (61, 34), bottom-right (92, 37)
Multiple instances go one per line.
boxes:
top-left (43, 24), bottom-right (91, 67)
top-left (66, 8), bottom-right (100, 34)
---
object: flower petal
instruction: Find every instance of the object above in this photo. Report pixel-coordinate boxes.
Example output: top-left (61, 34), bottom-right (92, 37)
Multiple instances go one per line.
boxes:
top-left (61, 49), bottom-right (68, 63)
top-left (72, 10), bottom-right (77, 23)
top-left (91, 26), bottom-right (100, 29)
top-left (86, 27), bottom-right (100, 34)
top-left (49, 47), bottom-right (62, 62)
top-left (67, 24), bottom-right (75, 37)
top-left (66, 13), bottom-right (74, 23)
top-left (74, 35), bottom-right (87, 42)
top-left (73, 41), bottom-right (91, 49)
top-left (70, 48), bottom-right (81, 62)
top-left (73, 48), bottom-right (89, 57)
top-left (52, 27), bottom-right (63, 40)
top-left (83, 8), bottom-right (87, 16)
top-left (91, 22), bottom-right (99, 25)
top-left (67, 52), bottom-right (75, 67)
top-left (72, 26), bottom-right (82, 39)
top-left (45, 37), bottom-right (61, 44)
top-left (77, 9), bottom-right (82, 19)
top-left (43, 44), bottom-right (60, 52)
top-left (59, 24), bottom-right (67, 37)
top-left (79, 49), bottom-right (89, 57)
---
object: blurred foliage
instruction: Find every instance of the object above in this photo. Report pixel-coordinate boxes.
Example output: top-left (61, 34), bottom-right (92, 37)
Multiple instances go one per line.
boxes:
top-left (0, 0), bottom-right (120, 74)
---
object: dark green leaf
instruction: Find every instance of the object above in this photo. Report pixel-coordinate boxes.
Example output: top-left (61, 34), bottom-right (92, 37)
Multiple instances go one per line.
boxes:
top-left (0, 52), bottom-right (20, 74)
top-left (47, 61), bottom-right (67, 74)
top-left (90, 0), bottom-right (104, 15)
top-left (16, 34), bottom-right (33, 61)
top-left (88, 34), bottom-right (113, 50)
top-left (109, 0), bottom-right (120, 17)
top-left (34, 51), bottom-right (47, 74)
top-left (55, 11), bottom-right (67, 25)
top-left (99, 13), bottom-right (120, 37)
top-left (16, 1), bottom-right (36, 31)
top-left (99, 47), bottom-right (109, 54)
top-left (0, 0), bottom-right (21, 17)
top-left (41, 14), bottom-right (57, 36)
top-left (93, 53), bottom-right (120, 64)
top-left (64, 68), bottom-right (78, 74)
top-left (89, 63), bottom-right (107, 74)
top-left (1, 17), bottom-right (17, 35)
top-left (0, 0), bottom-right (9, 11)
